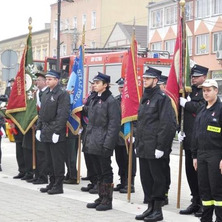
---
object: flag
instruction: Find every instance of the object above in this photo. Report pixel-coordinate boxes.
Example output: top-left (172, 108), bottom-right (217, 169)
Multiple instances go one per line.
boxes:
top-left (165, 17), bottom-right (191, 119)
top-left (121, 35), bottom-right (140, 141)
top-left (6, 30), bottom-right (38, 134)
top-left (66, 45), bottom-right (84, 135)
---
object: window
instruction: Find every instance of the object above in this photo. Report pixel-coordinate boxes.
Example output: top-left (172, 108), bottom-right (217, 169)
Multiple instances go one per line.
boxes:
top-left (185, 1), bottom-right (193, 21)
top-left (151, 9), bottom-right (163, 28)
top-left (165, 5), bottom-right (177, 25)
top-left (61, 45), bottom-right (67, 56)
top-left (90, 41), bottom-right (96, 48)
top-left (213, 32), bottom-right (222, 52)
top-left (151, 42), bottom-right (162, 50)
top-left (53, 21), bottom-right (57, 39)
top-left (212, 0), bottom-right (222, 15)
top-left (64, 19), bottom-right (69, 30)
top-left (196, 34), bottom-right (209, 55)
top-left (42, 48), bottom-right (47, 59)
top-left (91, 11), bottom-right (96, 29)
top-left (196, 0), bottom-right (210, 18)
top-left (53, 49), bottom-right (56, 58)
top-left (73, 16), bottom-right (77, 29)
top-left (82, 14), bottom-right (86, 27)
top-left (187, 36), bottom-right (193, 56)
top-left (165, 39), bottom-right (176, 55)
top-left (36, 49), bottom-right (41, 60)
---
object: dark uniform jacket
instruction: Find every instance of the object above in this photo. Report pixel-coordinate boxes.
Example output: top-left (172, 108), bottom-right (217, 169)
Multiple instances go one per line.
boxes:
top-left (183, 85), bottom-right (205, 149)
top-left (135, 86), bottom-right (176, 159)
top-left (115, 94), bottom-right (125, 146)
top-left (37, 84), bottom-right (70, 142)
top-left (83, 89), bottom-right (121, 157)
top-left (191, 97), bottom-right (222, 158)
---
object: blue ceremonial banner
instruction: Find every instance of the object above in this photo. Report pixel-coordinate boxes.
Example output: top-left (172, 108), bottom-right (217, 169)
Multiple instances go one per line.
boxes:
top-left (66, 45), bottom-right (84, 134)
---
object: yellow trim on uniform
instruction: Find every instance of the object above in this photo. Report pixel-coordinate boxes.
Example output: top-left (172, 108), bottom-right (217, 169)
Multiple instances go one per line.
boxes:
top-left (207, 125), bottom-right (221, 133)
top-left (214, 201), bottom-right (222, 206)
top-left (202, 200), bottom-right (214, 206)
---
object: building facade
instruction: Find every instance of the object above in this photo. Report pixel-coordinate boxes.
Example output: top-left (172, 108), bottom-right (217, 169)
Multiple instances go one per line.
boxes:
top-left (49, 0), bottom-right (149, 57)
top-left (147, 0), bottom-right (222, 75)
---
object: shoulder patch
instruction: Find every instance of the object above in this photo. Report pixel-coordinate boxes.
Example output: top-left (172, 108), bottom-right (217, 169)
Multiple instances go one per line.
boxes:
top-left (158, 91), bottom-right (166, 97)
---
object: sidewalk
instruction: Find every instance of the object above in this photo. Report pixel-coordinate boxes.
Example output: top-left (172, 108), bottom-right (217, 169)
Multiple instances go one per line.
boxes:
top-left (0, 138), bottom-right (199, 222)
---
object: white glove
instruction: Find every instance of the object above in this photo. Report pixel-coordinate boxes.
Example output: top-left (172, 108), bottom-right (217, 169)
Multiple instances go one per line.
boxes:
top-left (35, 130), bottom-right (41, 141)
top-left (178, 131), bottom-right (186, 142)
top-left (187, 95), bottom-right (191, 102)
top-left (180, 97), bottom-right (187, 108)
top-left (78, 128), bottom-right (83, 135)
top-left (1, 127), bottom-right (6, 138)
top-left (52, 133), bottom-right (59, 143)
top-left (127, 137), bottom-right (135, 143)
top-left (155, 149), bottom-right (164, 159)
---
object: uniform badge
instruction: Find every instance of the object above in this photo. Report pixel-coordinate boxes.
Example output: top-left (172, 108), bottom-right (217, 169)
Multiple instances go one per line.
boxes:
top-left (212, 118), bottom-right (217, 122)
top-left (195, 92), bottom-right (198, 96)
top-left (147, 100), bottom-right (150, 105)
top-left (212, 112), bottom-right (215, 117)
top-left (51, 96), bottom-right (55, 102)
top-left (99, 99), bottom-right (102, 104)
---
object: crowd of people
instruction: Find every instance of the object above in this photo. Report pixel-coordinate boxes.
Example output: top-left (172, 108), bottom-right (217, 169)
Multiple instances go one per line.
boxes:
top-left (0, 63), bottom-right (222, 222)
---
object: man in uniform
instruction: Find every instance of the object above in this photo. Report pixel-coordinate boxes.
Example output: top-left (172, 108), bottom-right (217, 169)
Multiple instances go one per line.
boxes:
top-left (5, 78), bottom-right (15, 99)
top-left (135, 67), bottom-right (176, 221)
top-left (114, 78), bottom-right (136, 193)
top-left (179, 64), bottom-right (208, 217)
top-left (36, 69), bottom-right (70, 195)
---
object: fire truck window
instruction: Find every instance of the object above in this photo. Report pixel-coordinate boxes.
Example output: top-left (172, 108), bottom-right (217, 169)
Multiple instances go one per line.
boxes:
top-left (105, 64), bottom-right (122, 97)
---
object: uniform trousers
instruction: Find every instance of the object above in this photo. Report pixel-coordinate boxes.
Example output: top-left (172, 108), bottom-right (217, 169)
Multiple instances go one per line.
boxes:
top-left (90, 154), bottom-right (113, 184)
top-left (0, 137), bottom-right (2, 165)
top-left (83, 152), bottom-right (98, 184)
top-left (35, 140), bottom-right (48, 181)
top-left (139, 158), bottom-right (166, 201)
top-left (42, 141), bottom-right (65, 178)
top-left (185, 149), bottom-right (199, 201)
top-left (198, 150), bottom-right (222, 222)
top-left (65, 138), bottom-right (78, 180)
top-left (115, 144), bottom-right (136, 180)
top-left (15, 142), bottom-right (32, 175)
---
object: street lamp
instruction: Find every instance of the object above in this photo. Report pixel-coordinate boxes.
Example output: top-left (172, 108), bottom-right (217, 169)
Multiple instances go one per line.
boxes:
top-left (56, 0), bottom-right (74, 71)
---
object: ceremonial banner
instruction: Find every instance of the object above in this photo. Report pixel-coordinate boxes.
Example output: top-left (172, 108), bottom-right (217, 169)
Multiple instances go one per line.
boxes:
top-left (165, 17), bottom-right (191, 119)
top-left (66, 45), bottom-right (84, 135)
top-left (121, 36), bottom-right (140, 140)
top-left (6, 29), bottom-right (38, 134)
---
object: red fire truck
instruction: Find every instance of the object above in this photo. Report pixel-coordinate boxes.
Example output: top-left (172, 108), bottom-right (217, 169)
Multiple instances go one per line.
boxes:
top-left (59, 49), bottom-right (172, 97)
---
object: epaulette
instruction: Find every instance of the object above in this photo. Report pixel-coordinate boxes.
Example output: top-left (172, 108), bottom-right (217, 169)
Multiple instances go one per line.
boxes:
top-left (158, 91), bottom-right (166, 97)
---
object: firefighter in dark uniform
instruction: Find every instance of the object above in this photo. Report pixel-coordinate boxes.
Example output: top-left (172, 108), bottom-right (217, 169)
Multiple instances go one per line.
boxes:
top-left (36, 69), bottom-right (70, 195)
top-left (157, 75), bottom-right (171, 206)
top-left (84, 72), bottom-right (120, 211)
top-left (81, 80), bottom-right (98, 193)
top-left (135, 67), bottom-right (176, 222)
top-left (191, 79), bottom-right (222, 222)
top-left (179, 64), bottom-right (208, 216)
top-left (114, 77), bottom-right (136, 193)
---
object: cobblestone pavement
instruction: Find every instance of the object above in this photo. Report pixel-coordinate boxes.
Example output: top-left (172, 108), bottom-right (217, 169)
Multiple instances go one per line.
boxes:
top-left (0, 138), bottom-right (199, 222)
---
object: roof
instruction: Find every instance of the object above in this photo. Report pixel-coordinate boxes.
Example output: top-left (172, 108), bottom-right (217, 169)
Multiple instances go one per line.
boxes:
top-left (104, 22), bottom-right (147, 48)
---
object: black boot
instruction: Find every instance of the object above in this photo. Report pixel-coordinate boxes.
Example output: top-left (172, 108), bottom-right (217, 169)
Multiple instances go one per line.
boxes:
top-left (135, 201), bottom-right (154, 220)
top-left (144, 200), bottom-right (163, 222)
top-left (119, 177), bottom-right (135, 193)
top-left (96, 183), bottom-right (113, 211)
top-left (87, 182), bottom-right (103, 208)
top-left (114, 175), bottom-right (126, 191)
top-left (47, 176), bottom-right (64, 195)
top-left (40, 176), bottom-right (55, 193)
top-left (179, 197), bottom-right (200, 215)
top-left (194, 204), bottom-right (203, 217)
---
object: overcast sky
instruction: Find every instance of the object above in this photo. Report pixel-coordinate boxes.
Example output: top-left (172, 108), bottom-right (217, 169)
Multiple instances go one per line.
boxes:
top-left (0, 0), bottom-right (56, 41)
